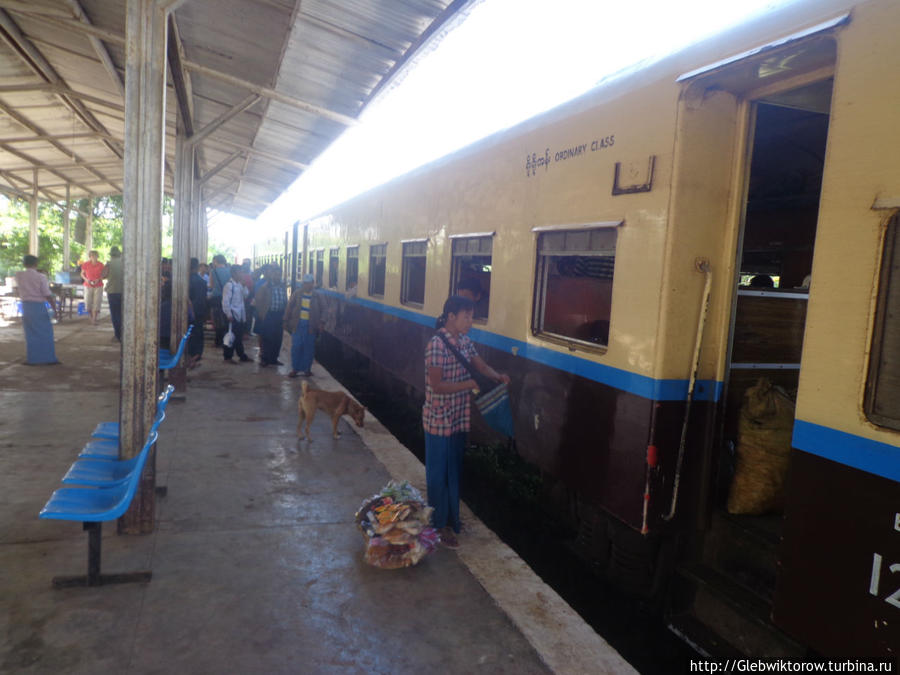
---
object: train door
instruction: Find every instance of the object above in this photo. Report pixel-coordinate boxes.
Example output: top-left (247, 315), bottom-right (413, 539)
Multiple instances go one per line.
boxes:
top-left (706, 80), bottom-right (833, 654)
top-left (666, 30), bottom-right (841, 656)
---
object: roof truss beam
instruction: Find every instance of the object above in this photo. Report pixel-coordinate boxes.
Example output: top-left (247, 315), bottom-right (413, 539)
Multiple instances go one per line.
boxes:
top-left (0, 97), bottom-right (120, 192)
top-left (1, 131), bottom-right (111, 144)
top-left (189, 94), bottom-right (261, 147)
top-left (63, 0), bottom-right (125, 100)
top-left (4, 8), bottom-right (359, 127)
top-left (213, 137), bottom-right (309, 172)
top-left (0, 168), bottom-right (88, 209)
top-left (0, 8), bottom-right (123, 161)
top-left (200, 150), bottom-right (243, 186)
top-left (0, 141), bottom-right (93, 195)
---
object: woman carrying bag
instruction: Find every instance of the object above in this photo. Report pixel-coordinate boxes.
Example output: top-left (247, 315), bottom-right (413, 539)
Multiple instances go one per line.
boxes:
top-left (423, 295), bottom-right (509, 549)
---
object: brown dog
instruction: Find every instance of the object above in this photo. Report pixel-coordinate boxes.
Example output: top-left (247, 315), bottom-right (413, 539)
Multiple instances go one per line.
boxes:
top-left (297, 380), bottom-right (366, 440)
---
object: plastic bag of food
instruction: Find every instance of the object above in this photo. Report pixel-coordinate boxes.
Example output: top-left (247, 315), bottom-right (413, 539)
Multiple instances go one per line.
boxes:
top-left (355, 480), bottom-right (438, 568)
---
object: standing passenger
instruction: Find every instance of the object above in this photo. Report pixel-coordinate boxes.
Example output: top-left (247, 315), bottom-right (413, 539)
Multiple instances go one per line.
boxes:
top-left (103, 246), bottom-right (124, 341)
top-left (285, 273), bottom-right (323, 378)
top-left (221, 264), bottom-right (250, 363)
top-left (208, 254), bottom-right (230, 347)
top-left (423, 295), bottom-right (509, 548)
top-left (187, 257), bottom-right (207, 368)
top-left (255, 265), bottom-right (287, 367)
top-left (15, 255), bottom-right (59, 365)
top-left (79, 250), bottom-right (104, 325)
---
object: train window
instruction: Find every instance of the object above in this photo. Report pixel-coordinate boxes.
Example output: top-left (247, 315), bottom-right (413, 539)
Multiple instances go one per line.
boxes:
top-left (368, 244), bottom-right (386, 297)
top-left (532, 227), bottom-right (617, 347)
top-left (329, 248), bottom-right (339, 289)
top-left (450, 235), bottom-right (492, 320)
top-left (315, 249), bottom-right (324, 287)
top-left (401, 240), bottom-right (427, 307)
top-left (346, 246), bottom-right (359, 291)
top-left (865, 215), bottom-right (900, 430)
top-left (307, 251), bottom-right (314, 278)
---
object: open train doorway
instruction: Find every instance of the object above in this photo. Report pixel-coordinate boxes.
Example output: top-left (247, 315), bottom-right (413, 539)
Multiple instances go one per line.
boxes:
top-left (699, 79), bottom-right (833, 652)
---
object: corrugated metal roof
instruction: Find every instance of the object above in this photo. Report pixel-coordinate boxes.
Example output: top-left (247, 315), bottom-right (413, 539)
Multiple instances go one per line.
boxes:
top-left (0, 0), bottom-right (473, 218)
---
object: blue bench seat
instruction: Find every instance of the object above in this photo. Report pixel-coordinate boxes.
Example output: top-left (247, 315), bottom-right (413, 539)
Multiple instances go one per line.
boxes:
top-left (89, 385), bottom-right (174, 443)
top-left (159, 325), bottom-right (192, 370)
top-left (90, 421), bottom-right (119, 440)
top-left (80, 408), bottom-right (168, 461)
top-left (62, 455), bottom-right (143, 487)
top-left (40, 430), bottom-right (158, 588)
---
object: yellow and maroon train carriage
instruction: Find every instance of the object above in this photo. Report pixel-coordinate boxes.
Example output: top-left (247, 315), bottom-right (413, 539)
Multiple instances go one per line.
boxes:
top-left (261, 0), bottom-right (900, 658)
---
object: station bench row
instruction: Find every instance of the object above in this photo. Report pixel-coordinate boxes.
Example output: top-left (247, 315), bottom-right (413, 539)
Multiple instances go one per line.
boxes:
top-left (37, 326), bottom-right (193, 588)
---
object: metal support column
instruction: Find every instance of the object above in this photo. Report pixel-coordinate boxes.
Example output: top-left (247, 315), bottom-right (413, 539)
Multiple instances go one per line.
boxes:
top-left (198, 198), bottom-right (208, 261)
top-left (85, 199), bottom-right (93, 252)
top-left (119, 0), bottom-right (168, 535)
top-left (190, 160), bottom-right (202, 261)
top-left (290, 221), bottom-right (298, 292)
top-left (63, 184), bottom-right (71, 271)
top-left (170, 116), bottom-right (192, 394)
top-left (29, 169), bottom-right (38, 255)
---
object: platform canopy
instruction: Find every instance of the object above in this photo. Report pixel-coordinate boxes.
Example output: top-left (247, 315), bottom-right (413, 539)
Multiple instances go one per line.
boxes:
top-left (0, 0), bottom-right (473, 218)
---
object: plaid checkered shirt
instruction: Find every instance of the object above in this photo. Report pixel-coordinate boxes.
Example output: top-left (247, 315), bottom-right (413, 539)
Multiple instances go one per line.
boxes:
top-left (422, 329), bottom-right (478, 436)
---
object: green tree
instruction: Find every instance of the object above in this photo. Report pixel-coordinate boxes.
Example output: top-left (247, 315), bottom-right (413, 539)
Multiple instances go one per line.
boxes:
top-left (0, 194), bottom-right (179, 278)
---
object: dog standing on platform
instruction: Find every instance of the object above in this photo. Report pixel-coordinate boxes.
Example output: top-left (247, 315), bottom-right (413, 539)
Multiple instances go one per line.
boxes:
top-left (297, 380), bottom-right (366, 440)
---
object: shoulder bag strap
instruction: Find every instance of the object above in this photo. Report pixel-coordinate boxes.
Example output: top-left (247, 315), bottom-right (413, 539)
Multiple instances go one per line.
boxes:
top-left (437, 332), bottom-right (493, 391)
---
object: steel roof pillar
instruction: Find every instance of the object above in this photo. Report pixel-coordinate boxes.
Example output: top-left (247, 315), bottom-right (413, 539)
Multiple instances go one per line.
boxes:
top-left (198, 195), bottom-right (207, 262)
top-left (84, 198), bottom-right (92, 251)
top-left (119, 0), bottom-right (168, 535)
top-left (190, 166), bottom-right (202, 261)
top-left (169, 116), bottom-right (192, 394)
top-left (28, 169), bottom-right (38, 256)
top-left (62, 184), bottom-right (71, 271)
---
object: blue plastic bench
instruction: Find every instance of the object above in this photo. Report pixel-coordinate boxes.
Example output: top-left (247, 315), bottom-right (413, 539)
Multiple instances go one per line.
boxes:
top-left (159, 325), bottom-right (192, 371)
top-left (39, 429), bottom-right (158, 588)
top-left (80, 410), bottom-right (165, 461)
top-left (63, 436), bottom-right (155, 487)
top-left (90, 384), bottom-right (175, 442)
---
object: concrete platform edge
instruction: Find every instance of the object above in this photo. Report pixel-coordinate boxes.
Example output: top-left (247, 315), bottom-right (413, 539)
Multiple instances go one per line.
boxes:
top-left (313, 365), bottom-right (637, 675)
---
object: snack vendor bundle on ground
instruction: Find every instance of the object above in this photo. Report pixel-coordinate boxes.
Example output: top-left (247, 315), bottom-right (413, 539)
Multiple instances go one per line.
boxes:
top-left (355, 480), bottom-right (440, 569)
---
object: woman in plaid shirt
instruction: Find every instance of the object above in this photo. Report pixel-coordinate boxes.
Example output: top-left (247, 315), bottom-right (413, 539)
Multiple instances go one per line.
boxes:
top-left (424, 296), bottom-right (509, 549)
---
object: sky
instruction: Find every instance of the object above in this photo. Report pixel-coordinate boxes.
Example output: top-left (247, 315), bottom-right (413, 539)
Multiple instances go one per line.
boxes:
top-left (207, 0), bottom-right (794, 258)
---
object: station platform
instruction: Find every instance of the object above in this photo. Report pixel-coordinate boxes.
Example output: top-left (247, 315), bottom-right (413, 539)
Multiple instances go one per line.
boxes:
top-left (0, 313), bottom-right (634, 674)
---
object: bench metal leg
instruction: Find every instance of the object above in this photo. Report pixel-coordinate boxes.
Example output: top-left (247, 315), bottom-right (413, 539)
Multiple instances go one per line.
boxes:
top-left (51, 522), bottom-right (153, 589)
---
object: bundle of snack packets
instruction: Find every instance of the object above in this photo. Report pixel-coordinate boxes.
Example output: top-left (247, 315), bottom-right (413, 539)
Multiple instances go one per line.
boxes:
top-left (355, 480), bottom-right (440, 569)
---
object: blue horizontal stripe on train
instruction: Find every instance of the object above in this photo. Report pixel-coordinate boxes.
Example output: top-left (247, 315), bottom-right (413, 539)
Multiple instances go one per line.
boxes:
top-left (324, 290), bottom-right (722, 402)
top-left (793, 420), bottom-right (900, 482)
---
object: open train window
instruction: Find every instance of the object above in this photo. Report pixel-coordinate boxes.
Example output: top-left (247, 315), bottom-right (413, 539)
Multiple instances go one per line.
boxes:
top-left (865, 214), bottom-right (900, 431)
top-left (449, 234), bottom-right (492, 321)
top-left (401, 240), bottom-right (427, 307)
top-left (315, 249), bottom-right (324, 288)
top-left (307, 250), bottom-right (314, 278)
top-left (346, 246), bottom-right (359, 292)
top-left (329, 247), bottom-right (339, 289)
top-left (368, 243), bottom-right (386, 298)
top-left (532, 224), bottom-right (619, 348)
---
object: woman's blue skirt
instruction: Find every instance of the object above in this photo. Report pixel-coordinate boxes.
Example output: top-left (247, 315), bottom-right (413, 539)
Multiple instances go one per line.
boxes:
top-left (21, 301), bottom-right (57, 364)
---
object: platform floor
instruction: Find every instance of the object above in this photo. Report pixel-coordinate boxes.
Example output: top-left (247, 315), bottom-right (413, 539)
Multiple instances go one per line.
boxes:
top-left (0, 312), bottom-right (634, 674)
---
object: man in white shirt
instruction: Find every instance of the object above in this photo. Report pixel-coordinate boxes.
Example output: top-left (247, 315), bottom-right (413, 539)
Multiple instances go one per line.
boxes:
top-left (221, 264), bottom-right (250, 363)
